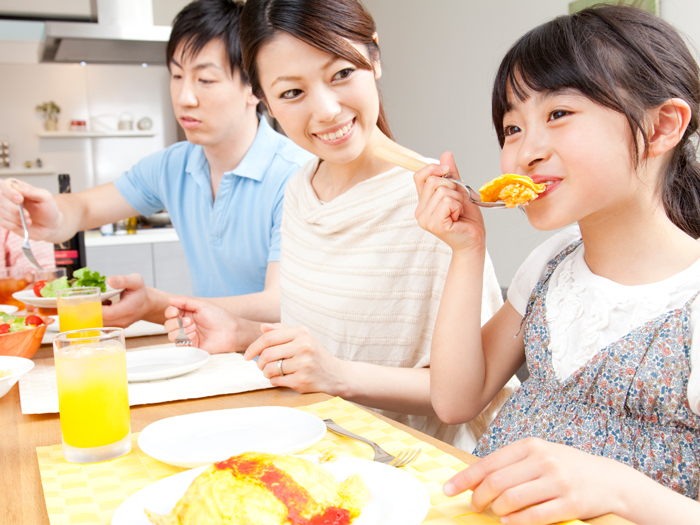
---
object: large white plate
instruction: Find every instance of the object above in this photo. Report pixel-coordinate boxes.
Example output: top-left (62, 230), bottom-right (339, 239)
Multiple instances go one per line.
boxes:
top-left (138, 407), bottom-right (327, 468)
top-left (12, 286), bottom-right (123, 308)
top-left (111, 455), bottom-right (430, 525)
top-left (126, 346), bottom-right (209, 382)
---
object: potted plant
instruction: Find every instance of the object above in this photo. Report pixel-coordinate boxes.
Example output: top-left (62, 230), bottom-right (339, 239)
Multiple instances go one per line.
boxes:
top-left (36, 101), bottom-right (60, 131)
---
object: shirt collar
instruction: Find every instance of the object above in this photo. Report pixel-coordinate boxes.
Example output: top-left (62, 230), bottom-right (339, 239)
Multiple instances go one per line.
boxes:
top-left (184, 116), bottom-right (280, 183)
top-left (229, 116), bottom-right (279, 182)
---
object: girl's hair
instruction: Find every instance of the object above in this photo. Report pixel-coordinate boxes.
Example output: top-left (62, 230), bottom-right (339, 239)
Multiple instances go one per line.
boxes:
top-left (239, 0), bottom-right (393, 140)
top-left (493, 5), bottom-right (700, 238)
top-left (167, 0), bottom-right (246, 80)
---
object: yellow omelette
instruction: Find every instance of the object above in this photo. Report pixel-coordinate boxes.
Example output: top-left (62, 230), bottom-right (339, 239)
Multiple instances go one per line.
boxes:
top-left (479, 174), bottom-right (546, 208)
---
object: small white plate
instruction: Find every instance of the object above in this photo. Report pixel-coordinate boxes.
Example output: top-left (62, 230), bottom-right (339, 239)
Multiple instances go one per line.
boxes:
top-left (45, 315), bottom-right (59, 332)
top-left (137, 407), bottom-right (327, 468)
top-left (126, 346), bottom-right (209, 383)
top-left (111, 455), bottom-right (429, 525)
top-left (12, 286), bottom-right (124, 308)
top-left (0, 304), bottom-right (19, 315)
top-left (0, 356), bottom-right (35, 399)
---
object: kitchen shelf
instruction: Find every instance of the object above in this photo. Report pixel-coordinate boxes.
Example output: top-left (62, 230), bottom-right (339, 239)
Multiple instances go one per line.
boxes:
top-left (38, 130), bottom-right (155, 138)
top-left (0, 167), bottom-right (56, 176)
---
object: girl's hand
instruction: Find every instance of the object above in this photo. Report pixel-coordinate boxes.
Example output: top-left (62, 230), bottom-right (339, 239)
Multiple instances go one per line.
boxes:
top-left (244, 324), bottom-right (344, 393)
top-left (413, 152), bottom-right (485, 253)
top-left (444, 438), bottom-right (623, 524)
top-left (0, 178), bottom-right (62, 240)
top-left (164, 297), bottom-right (242, 354)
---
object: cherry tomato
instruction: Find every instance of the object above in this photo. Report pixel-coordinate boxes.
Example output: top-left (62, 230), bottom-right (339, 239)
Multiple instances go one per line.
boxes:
top-left (24, 315), bottom-right (43, 326)
top-left (33, 280), bottom-right (47, 297)
top-left (0, 323), bottom-right (10, 334)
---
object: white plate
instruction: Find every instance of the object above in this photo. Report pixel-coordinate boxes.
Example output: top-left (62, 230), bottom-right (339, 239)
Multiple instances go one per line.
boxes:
top-left (12, 286), bottom-right (124, 308)
top-left (0, 356), bottom-right (35, 399)
top-left (138, 407), bottom-right (327, 468)
top-left (111, 455), bottom-right (429, 525)
top-left (0, 304), bottom-right (19, 314)
top-left (45, 315), bottom-right (59, 332)
top-left (126, 346), bottom-right (209, 382)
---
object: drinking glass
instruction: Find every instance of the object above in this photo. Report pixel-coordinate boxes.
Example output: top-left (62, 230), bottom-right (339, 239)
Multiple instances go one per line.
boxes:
top-left (0, 267), bottom-right (33, 309)
top-left (53, 327), bottom-right (131, 463)
top-left (57, 286), bottom-right (103, 335)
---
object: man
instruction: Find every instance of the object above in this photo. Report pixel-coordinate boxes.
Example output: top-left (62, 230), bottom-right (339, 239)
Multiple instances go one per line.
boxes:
top-left (0, 0), bottom-right (313, 350)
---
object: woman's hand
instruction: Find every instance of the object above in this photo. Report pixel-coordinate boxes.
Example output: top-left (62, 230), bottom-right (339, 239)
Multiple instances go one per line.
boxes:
top-left (444, 438), bottom-right (625, 524)
top-left (244, 324), bottom-right (344, 393)
top-left (413, 151), bottom-right (485, 253)
top-left (164, 297), bottom-right (243, 354)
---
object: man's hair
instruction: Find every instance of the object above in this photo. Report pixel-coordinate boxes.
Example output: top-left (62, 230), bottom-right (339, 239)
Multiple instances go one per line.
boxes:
top-left (166, 0), bottom-right (247, 80)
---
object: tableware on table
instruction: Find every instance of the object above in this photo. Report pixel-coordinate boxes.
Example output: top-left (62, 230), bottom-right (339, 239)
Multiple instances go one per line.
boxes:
top-left (56, 286), bottom-right (103, 335)
top-left (0, 304), bottom-right (19, 314)
top-left (17, 202), bottom-right (44, 270)
top-left (45, 314), bottom-right (59, 332)
top-left (373, 145), bottom-right (508, 208)
top-left (13, 285), bottom-right (122, 308)
top-left (111, 455), bottom-right (430, 525)
top-left (0, 267), bottom-right (33, 309)
top-left (137, 406), bottom-right (326, 468)
top-left (0, 355), bottom-right (34, 399)
top-left (54, 327), bottom-right (131, 463)
top-left (0, 315), bottom-right (53, 358)
top-left (324, 418), bottom-right (421, 467)
top-left (174, 309), bottom-right (191, 347)
top-left (126, 345), bottom-right (209, 382)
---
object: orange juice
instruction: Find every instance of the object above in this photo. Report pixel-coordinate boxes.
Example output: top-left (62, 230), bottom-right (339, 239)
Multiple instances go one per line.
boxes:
top-left (54, 345), bottom-right (130, 448)
top-left (57, 300), bottom-right (103, 334)
top-left (57, 287), bottom-right (103, 337)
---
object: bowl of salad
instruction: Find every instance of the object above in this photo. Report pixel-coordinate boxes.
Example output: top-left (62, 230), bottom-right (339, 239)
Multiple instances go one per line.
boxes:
top-left (0, 312), bottom-right (53, 359)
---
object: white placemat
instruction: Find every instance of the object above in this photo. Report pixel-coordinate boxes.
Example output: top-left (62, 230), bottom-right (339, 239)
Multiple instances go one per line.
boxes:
top-left (19, 344), bottom-right (274, 414)
top-left (41, 320), bottom-right (167, 344)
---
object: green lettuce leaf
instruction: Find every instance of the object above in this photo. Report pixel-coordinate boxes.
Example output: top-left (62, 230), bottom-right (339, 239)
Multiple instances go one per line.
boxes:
top-left (72, 267), bottom-right (107, 292)
top-left (40, 276), bottom-right (70, 297)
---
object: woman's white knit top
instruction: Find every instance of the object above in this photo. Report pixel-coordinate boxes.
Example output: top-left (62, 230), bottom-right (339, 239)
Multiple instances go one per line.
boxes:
top-left (280, 158), bottom-right (509, 451)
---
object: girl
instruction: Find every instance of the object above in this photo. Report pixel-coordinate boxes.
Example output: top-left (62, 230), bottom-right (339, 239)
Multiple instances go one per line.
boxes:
top-left (414, 5), bottom-right (700, 524)
top-left (164, 0), bottom-right (514, 452)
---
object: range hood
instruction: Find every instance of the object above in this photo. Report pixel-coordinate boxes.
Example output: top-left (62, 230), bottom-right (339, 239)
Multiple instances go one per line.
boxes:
top-left (40, 0), bottom-right (171, 65)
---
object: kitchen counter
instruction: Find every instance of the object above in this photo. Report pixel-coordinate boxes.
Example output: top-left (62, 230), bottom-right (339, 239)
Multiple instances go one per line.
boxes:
top-left (84, 228), bottom-right (179, 247)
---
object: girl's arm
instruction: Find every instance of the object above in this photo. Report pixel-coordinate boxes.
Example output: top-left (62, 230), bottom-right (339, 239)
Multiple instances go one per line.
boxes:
top-left (414, 154), bottom-right (526, 424)
top-left (443, 437), bottom-right (700, 524)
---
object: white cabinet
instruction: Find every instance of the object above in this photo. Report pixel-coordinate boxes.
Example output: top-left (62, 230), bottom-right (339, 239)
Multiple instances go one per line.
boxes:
top-left (85, 231), bottom-right (192, 296)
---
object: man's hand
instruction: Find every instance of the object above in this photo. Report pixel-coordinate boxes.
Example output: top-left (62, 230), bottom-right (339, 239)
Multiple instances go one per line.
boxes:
top-left (164, 297), bottom-right (252, 353)
top-left (0, 178), bottom-right (62, 240)
top-left (102, 274), bottom-right (167, 327)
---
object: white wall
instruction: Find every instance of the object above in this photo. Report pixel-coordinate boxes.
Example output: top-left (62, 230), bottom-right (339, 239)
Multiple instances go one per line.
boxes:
top-left (364, 0), bottom-right (700, 287)
top-left (0, 62), bottom-right (177, 193)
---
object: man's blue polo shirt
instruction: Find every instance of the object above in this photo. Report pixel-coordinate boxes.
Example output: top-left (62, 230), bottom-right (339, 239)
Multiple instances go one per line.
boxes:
top-left (113, 117), bottom-right (314, 297)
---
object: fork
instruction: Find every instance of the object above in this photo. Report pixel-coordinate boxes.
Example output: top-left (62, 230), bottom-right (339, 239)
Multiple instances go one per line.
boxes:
top-left (17, 202), bottom-right (44, 270)
top-left (174, 309), bottom-right (192, 346)
top-left (323, 418), bottom-right (421, 467)
top-left (373, 145), bottom-right (506, 208)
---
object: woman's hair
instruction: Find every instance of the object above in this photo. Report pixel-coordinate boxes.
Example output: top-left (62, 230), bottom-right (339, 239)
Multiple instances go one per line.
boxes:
top-left (239, 0), bottom-right (393, 139)
top-left (492, 5), bottom-right (700, 238)
top-left (167, 0), bottom-right (246, 80)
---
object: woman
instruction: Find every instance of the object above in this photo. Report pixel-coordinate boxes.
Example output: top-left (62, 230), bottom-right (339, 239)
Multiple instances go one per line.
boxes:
top-left (165, 0), bottom-right (512, 451)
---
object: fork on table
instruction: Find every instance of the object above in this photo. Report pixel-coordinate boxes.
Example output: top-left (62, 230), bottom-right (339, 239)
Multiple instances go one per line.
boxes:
top-left (174, 309), bottom-right (192, 346)
top-left (323, 418), bottom-right (421, 468)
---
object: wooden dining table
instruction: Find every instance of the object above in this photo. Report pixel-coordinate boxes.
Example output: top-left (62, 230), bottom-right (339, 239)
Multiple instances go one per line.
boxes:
top-left (0, 334), bottom-right (632, 525)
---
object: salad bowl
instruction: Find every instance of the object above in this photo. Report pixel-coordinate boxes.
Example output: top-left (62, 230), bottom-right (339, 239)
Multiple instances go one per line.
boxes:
top-left (0, 315), bottom-right (54, 358)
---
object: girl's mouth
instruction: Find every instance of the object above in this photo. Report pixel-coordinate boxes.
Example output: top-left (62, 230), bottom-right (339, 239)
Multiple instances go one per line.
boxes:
top-left (314, 118), bottom-right (355, 144)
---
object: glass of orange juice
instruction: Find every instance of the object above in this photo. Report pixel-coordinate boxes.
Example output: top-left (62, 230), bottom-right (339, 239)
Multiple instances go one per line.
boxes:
top-left (56, 286), bottom-right (103, 336)
top-left (53, 327), bottom-right (131, 463)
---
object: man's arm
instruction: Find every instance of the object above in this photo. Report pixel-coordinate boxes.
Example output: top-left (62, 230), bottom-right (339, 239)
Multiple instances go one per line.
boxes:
top-left (0, 179), bottom-right (138, 243)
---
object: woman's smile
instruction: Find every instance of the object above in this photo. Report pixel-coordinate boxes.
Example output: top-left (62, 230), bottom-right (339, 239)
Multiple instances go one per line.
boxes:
top-left (313, 118), bottom-right (356, 144)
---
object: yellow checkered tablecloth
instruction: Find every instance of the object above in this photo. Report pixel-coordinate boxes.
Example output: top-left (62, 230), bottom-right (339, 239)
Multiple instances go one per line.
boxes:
top-left (37, 397), bottom-right (585, 525)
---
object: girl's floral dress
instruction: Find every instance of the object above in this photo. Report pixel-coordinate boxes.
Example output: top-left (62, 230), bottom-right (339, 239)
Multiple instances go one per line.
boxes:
top-left (475, 242), bottom-right (700, 498)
